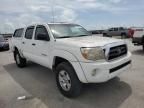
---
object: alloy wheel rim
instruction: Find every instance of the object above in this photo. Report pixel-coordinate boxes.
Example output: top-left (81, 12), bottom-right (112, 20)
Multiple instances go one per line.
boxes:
top-left (58, 70), bottom-right (71, 91)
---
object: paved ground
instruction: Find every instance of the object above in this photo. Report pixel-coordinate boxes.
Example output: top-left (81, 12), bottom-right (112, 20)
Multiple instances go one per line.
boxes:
top-left (0, 39), bottom-right (144, 108)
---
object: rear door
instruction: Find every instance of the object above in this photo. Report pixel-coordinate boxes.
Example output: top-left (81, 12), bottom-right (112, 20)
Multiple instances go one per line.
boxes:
top-left (113, 28), bottom-right (119, 36)
top-left (108, 28), bottom-right (114, 36)
top-left (22, 26), bottom-right (35, 60)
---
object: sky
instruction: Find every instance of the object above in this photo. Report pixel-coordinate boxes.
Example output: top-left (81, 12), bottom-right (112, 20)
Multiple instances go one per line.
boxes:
top-left (0, 0), bottom-right (144, 33)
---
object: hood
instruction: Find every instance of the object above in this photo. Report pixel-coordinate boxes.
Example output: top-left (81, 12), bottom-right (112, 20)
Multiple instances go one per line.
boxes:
top-left (56, 35), bottom-right (124, 47)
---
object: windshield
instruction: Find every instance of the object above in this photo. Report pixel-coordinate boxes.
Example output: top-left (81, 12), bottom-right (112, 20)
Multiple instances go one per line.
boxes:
top-left (48, 24), bottom-right (91, 38)
top-left (0, 35), bottom-right (4, 42)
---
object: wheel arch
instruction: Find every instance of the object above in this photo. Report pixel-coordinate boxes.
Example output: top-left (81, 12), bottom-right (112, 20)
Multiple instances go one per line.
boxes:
top-left (142, 35), bottom-right (144, 42)
top-left (13, 46), bottom-right (24, 58)
top-left (50, 49), bottom-right (79, 68)
top-left (51, 49), bottom-right (88, 83)
top-left (52, 56), bottom-right (87, 83)
top-left (52, 56), bottom-right (72, 70)
top-left (13, 46), bottom-right (18, 52)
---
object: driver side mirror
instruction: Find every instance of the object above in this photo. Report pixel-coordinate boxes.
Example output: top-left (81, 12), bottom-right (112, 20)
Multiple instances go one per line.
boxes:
top-left (37, 33), bottom-right (49, 41)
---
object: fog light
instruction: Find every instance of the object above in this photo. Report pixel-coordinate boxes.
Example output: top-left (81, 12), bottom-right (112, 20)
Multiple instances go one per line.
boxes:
top-left (92, 69), bottom-right (97, 76)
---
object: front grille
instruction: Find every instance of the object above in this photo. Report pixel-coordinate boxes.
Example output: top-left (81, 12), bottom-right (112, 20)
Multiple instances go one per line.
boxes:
top-left (108, 44), bottom-right (127, 60)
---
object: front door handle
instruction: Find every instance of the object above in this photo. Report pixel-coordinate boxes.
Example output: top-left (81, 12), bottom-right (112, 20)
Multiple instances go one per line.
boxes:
top-left (32, 43), bottom-right (36, 46)
top-left (22, 42), bottom-right (25, 44)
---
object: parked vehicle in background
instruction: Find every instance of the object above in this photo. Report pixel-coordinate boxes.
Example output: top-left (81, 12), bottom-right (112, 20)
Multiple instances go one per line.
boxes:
top-left (132, 27), bottom-right (144, 51)
top-left (103, 27), bottom-right (134, 38)
top-left (0, 35), bottom-right (9, 50)
top-left (90, 30), bottom-right (104, 34)
top-left (10, 23), bottom-right (131, 97)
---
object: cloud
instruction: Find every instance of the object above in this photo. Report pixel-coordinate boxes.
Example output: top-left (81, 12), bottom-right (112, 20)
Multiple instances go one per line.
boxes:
top-left (109, 0), bottom-right (122, 3)
top-left (0, 0), bottom-right (143, 33)
top-left (58, 9), bottom-right (78, 22)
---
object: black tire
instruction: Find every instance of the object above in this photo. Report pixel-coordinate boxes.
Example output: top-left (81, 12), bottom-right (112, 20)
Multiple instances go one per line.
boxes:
top-left (121, 33), bottom-right (127, 39)
top-left (14, 50), bottom-right (26, 68)
top-left (103, 33), bottom-right (112, 37)
top-left (103, 33), bottom-right (107, 37)
top-left (56, 62), bottom-right (82, 98)
top-left (142, 37), bottom-right (144, 51)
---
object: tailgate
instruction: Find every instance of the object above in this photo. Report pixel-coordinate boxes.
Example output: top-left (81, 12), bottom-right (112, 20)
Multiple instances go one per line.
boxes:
top-left (133, 29), bottom-right (144, 37)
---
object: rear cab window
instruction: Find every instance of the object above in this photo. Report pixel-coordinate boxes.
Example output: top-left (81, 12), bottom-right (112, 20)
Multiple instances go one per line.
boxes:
top-left (13, 28), bottom-right (24, 38)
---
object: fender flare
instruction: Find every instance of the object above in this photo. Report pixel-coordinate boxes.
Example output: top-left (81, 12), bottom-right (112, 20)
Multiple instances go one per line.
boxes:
top-left (50, 49), bottom-right (88, 83)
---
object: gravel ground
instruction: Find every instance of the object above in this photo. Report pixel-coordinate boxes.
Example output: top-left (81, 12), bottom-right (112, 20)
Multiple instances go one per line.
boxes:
top-left (0, 39), bottom-right (144, 108)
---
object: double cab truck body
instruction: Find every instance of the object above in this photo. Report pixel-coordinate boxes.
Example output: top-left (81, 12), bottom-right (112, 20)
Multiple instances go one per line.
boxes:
top-left (103, 27), bottom-right (134, 38)
top-left (10, 23), bottom-right (131, 97)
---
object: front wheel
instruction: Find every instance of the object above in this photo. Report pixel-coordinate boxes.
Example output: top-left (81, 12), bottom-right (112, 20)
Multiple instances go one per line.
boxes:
top-left (121, 34), bottom-right (127, 39)
top-left (14, 50), bottom-right (26, 68)
top-left (56, 62), bottom-right (82, 98)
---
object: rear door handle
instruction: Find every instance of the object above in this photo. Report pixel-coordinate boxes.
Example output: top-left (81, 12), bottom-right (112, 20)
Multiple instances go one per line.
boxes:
top-left (22, 42), bottom-right (25, 44)
top-left (32, 43), bottom-right (36, 46)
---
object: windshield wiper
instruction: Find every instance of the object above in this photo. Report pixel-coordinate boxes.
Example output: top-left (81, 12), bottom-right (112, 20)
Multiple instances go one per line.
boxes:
top-left (76, 35), bottom-right (89, 37)
top-left (56, 36), bottom-right (74, 39)
top-left (56, 35), bottom-right (89, 39)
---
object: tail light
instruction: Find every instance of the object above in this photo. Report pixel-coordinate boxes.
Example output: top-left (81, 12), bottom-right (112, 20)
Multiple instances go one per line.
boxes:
top-left (128, 29), bottom-right (134, 38)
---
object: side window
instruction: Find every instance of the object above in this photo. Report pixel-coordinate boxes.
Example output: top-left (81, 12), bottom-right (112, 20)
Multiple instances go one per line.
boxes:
top-left (114, 28), bottom-right (118, 31)
top-left (119, 27), bottom-right (124, 30)
top-left (13, 28), bottom-right (24, 37)
top-left (109, 28), bottom-right (113, 31)
top-left (25, 26), bottom-right (34, 39)
top-left (35, 25), bottom-right (49, 41)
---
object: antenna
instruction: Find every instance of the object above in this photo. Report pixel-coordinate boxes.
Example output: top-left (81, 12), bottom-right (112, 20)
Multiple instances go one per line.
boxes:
top-left (52, 0), bottom-right (55, 23)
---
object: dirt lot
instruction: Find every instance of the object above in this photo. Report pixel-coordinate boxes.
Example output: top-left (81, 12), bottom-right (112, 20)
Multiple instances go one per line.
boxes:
top-left (0, 39), bottom-right (144, 108)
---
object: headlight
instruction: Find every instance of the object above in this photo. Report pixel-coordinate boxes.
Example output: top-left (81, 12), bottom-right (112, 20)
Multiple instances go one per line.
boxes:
top-left (81, 47), bottom-right (105, 61)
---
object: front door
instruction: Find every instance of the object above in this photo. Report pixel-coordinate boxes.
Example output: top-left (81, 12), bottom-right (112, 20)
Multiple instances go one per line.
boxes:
top-left (31, 25), bottom-right (51, 67)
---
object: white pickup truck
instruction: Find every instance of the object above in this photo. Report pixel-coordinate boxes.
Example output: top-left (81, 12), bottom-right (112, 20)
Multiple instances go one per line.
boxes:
top-left (10, 23), bottom-right (131, 97)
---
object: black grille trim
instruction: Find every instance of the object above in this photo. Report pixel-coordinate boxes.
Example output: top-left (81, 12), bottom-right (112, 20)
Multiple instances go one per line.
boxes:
top-left (108, 44), bottom-right (127, 61)
top-left (110, 60), bottom-right (131, 73)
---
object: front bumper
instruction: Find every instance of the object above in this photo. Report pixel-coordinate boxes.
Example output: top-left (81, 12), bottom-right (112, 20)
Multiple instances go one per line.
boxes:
top-left (79, 52), bottom-right (131, 83)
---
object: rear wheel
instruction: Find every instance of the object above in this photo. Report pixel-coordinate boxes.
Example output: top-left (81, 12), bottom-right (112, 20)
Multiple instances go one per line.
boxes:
top-left (103, 33), bottom-right (112, 37)
top-left (14, 50), bottom-right (26, 68)
top-left (103, 33), bottom-right (107, 37)
top-left (56, 62), bottom-right (82, 98)
top-left (121, 33), bottom-right (127, 39)
top-left (142, 37), bottom-right (144, 51)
